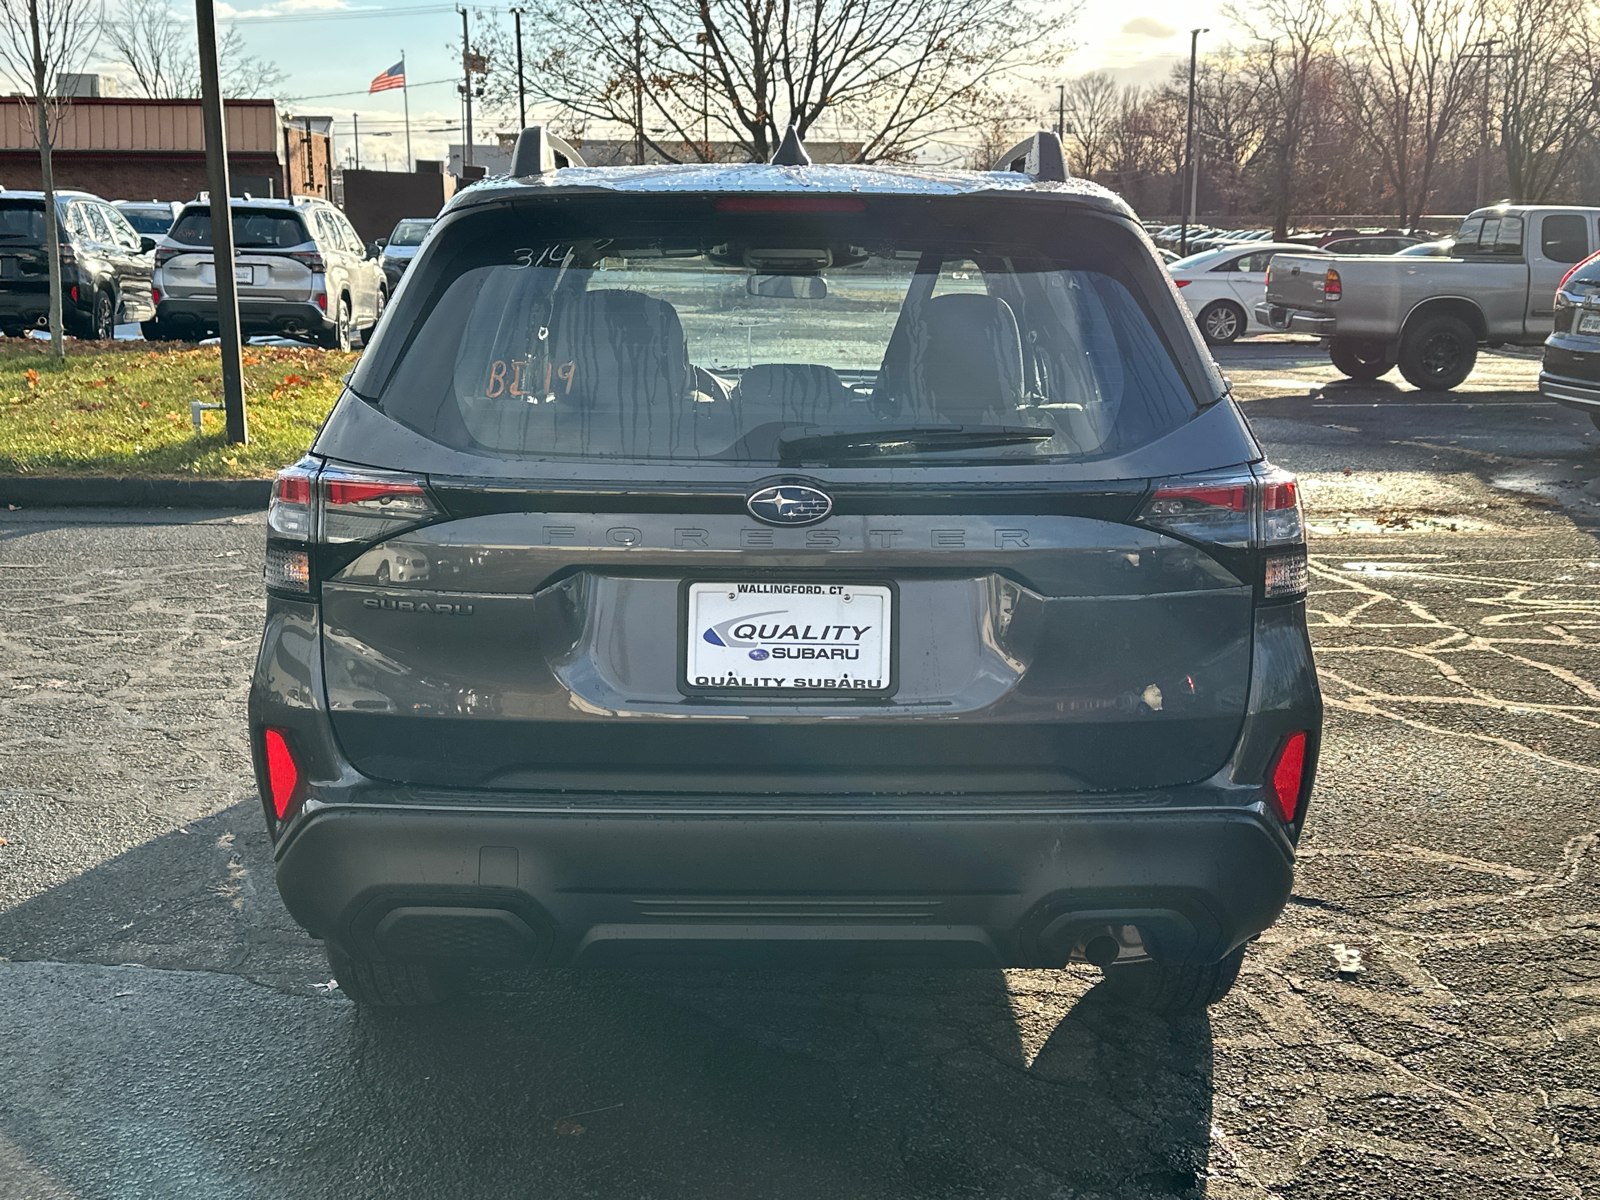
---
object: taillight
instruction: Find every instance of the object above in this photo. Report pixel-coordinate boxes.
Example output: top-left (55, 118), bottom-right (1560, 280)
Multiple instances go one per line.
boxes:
top-left (264, 459), bottom-right (439, 596)
top-left (1267, 731), bottom-right (1308, 822)
top-left (1174, 279), bottom-right (1191, 288)
top-left (154, 247), bottom-right (181, 268)
top-left (1323, 268), bottom-right (1341, 300)
top-left (315, 291), bottom-right (327, 312)
top-left (1264, 263), bottom-right (1272, 287)
top-left (151, 287), bottom-right (162, 305)
top-left (1136, 465), bottom-right (1307, 598)
top-left (286, 250), bottom-right (325, 273)
top-left (320, 466), bottom-right (436, 544)
top-left (69, 284), bottom-right (78, 303)
top-left (262, 727), bottom-right (304, 820)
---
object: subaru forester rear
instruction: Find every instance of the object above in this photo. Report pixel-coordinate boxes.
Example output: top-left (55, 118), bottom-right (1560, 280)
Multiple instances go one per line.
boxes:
top-left (250, 130), bottom-right (1320, 1011)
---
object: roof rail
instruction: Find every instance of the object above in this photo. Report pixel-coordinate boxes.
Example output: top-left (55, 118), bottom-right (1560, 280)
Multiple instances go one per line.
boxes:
top-left (770, 125), bottom-right (811, 167)
top-left (992, 131), bottom-right (1068, 183)
top-left (510, 126), bottom-right (585, 176)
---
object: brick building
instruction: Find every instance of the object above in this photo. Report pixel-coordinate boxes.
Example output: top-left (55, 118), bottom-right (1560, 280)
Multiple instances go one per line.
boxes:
top-left (0, 97), bottom-right (331, 204)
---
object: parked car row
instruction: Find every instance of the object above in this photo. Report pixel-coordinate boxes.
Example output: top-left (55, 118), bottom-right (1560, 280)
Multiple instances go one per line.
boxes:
top-left (0, 186), bottom-right (437, 348)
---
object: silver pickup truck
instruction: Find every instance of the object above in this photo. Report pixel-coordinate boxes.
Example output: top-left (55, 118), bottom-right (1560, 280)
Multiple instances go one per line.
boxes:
top-left (1257, 204), bottom-right (1600, 390)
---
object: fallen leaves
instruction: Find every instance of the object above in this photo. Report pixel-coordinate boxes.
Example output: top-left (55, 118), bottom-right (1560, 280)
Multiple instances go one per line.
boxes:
top-left (24, 368), bottom-right (38, 389)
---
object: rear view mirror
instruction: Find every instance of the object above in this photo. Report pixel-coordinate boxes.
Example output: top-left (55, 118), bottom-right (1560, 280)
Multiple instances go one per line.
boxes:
top-left (140, 236), bottom-right (157, 254)
top-left (748, 274), bottom-right (827, 299)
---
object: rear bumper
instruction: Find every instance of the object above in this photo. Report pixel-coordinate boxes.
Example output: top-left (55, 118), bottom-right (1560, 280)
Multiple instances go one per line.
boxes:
top-left (1255, 303), bottom-right (1336, 336)
top-left (1540, 372), bottom-right (1600, 410)
top-left (156, 296), bottom-right (332, 336)
top-left (272, 800), bottom-right (1298, 969)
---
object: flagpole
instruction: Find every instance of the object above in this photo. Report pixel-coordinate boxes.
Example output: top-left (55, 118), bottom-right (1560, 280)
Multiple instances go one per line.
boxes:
top-left (401, 51), bottom-right (412, 171)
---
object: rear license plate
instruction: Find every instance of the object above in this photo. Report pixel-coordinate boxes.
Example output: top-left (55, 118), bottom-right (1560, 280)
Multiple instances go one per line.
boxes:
top-left (234, 266), bottom-right (253, 285)
top-left (1579, 313), bottom-right (1600, 335)
top-left (685, 582), bottom-right (893, 696)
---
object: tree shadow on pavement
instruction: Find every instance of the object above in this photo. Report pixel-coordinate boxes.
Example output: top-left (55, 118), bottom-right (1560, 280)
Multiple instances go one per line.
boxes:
top-left (0, 802), bottom-right (1215, 1199)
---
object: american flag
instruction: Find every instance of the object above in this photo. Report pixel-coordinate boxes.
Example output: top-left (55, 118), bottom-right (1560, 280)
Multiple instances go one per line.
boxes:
top-left (369, 61), bottom-right (405, 93)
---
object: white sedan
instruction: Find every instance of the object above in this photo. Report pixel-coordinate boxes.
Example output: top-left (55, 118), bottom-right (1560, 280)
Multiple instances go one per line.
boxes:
top-left (1169, 243), bottom-right (1331, 345)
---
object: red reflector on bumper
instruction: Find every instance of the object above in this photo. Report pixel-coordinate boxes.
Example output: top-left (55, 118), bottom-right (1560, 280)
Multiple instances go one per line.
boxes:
top-left (1269, 732), bottom-right (1308, 822)
top-left (263, 727), bottom-right (303, 820)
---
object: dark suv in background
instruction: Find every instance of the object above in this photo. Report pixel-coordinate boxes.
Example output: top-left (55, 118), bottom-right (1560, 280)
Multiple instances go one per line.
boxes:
top-left (150, 196), bottom-right (387, 349)
top-left (251, 129), bottom-right (1322, 1014)
top-left (0, 190), bottom-right (156, 339)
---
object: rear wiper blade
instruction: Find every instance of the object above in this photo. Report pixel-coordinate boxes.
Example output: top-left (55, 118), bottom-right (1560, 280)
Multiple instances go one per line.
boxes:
top-left (776, 424), bottom-right (1055, 462)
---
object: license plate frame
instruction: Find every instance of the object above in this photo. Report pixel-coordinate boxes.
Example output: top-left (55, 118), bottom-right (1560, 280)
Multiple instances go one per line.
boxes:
top-left (679, 579), bottom-right (897, 700)
top-left (1578, 312), bottom-right (1600, 335)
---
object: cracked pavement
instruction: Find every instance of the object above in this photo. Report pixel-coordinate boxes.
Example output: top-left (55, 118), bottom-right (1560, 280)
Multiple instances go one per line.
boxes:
top-left (1, 341), bottom-right (1597, 1198)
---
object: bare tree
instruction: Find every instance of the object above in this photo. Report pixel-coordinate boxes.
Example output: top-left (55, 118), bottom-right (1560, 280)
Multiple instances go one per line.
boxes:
top-left (1490, 0), bottom-right (1596, 203)
top-left (1227, 0), bottom-right (1339, 238)
top-left (0, 0), bottom-right (99, 359)
top-left (1059, 71), bottom-right (1117, 178)
top-left (103, 0), bottom-right (285, 99)
top-left (516, 0), bottom-right (1077, 164)
top-left (1340, 0), bottom-right (1482, 224)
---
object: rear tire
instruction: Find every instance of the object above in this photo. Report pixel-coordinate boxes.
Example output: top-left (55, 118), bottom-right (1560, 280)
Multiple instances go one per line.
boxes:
top-left (1101, 945), bottom-right (1246, 1016)
top-left (91, 289), bottom-right (115, 341)
top-left (139, 319), bottom-right (168, 341)
top-left (320, 296), bottom-right (352, 351)
top-left (1198, 300), bottom-right (1246, 345)
top-left (1397, 314), bottom-right (1477, 391)
top-left (1328, 337), bottom-right (1395, 381)
top-left (325, 942), bottom-right (456, 1007)
top-left (357, 287), bottom-right (386, 348)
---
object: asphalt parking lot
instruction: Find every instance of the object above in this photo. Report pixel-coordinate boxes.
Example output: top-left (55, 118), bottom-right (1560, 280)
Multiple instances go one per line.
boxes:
top-left (1, 339), bottom-right (1597, 1199)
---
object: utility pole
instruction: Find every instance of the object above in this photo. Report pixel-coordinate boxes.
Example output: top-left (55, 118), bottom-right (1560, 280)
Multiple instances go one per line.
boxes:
top-left (1180, 27), bottom-right (1208, 257)
top-left (697, 31), bottom-right (709, 156)
top-left (1467, 39), bottom-right (1499, 209)
top-left (1056, 84), bottom-right (1064, 141)
top-left (458, 6), bottom-right (474, 170)
top-left (633, 14), bottom-right (644, 165)
top-left (303, 115), bottom-right (313, 193)
top-left (352, 112), bottom-right (360, 169)
top-left (511, 9), bottom-right (525, 129)
top-left (195, 0), bottom-right (246, 444)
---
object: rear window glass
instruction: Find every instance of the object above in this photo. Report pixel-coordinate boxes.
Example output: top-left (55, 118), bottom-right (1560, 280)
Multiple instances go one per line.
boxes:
top-left (1455, 213), bottom-right (1524, 257)
top-left (169, 208), bottom-right (310, 249)
top-left (0, 200), bottom-right (46, 242)
top-left (1540, 214), bottom-right (1589, 263)
top-left (389, 220), bottom-right (431, 246)
top-left (118, 207), bottom-right (174, 236)
top-left (358, 196), bottom-right (1201, 466)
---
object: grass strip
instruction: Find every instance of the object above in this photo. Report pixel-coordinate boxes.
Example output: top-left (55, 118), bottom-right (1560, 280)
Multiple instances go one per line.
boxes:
top-left (0, 340), bottom-right (356, 479)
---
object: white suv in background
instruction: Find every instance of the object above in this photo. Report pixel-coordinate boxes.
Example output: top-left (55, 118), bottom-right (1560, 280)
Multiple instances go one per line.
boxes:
top-left (148, 196), bottom-right (387, 349)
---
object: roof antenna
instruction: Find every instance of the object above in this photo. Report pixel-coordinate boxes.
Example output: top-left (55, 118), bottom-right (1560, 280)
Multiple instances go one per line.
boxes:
top-left (770, 125), bottom-right (811, 167)
top-left (510, 125), bottom-right (587, 176)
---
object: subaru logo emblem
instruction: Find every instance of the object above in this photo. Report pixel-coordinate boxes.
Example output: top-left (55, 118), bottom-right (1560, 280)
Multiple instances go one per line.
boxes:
top-left (746, 484), bottom-right (832, 527)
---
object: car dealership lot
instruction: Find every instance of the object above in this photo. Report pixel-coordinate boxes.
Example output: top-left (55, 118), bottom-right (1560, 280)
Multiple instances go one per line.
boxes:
top-left (1, 340), bottom-right (1597, 1199)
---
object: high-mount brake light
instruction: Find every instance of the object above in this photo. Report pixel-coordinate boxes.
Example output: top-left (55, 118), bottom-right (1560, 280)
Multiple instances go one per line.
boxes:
top-left (1267, 731), bottom-right (1308, 823)
top-left (1324, 268), bottom-right (1341, 300)
top-left (715, 196), bottom-right (867, 213)
top-left (262, 727), bottom-right (304, 820)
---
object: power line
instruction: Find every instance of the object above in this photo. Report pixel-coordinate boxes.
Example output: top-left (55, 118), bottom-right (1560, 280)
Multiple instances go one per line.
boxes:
top-left (284, 75), bottom-right (456, 102)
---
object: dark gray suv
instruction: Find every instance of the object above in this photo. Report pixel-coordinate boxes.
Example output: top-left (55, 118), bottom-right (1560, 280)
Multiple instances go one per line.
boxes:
top-left (251, 129), bottom-right (1321, 1012)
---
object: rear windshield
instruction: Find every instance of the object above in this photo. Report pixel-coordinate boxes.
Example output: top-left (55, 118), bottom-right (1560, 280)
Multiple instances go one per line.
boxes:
top-left (118, 207), bottom-right (174, 236)
top-left (169, 208), bottom-right (310, 249)
top-left (0, 200), bottom-right (47, 242)
top-left (388, 220), bottom-right (431, 246)
top-left (357, 196), bottom-right (1202, 466)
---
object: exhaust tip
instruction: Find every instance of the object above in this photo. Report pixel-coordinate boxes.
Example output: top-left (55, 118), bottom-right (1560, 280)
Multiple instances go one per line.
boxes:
top-left (1082, 934), bottom-right (1121, 968)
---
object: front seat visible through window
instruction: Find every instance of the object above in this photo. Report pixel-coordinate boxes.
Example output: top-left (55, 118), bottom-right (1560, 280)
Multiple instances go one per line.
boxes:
top-left (905, 293), bottom-right (1025, 423)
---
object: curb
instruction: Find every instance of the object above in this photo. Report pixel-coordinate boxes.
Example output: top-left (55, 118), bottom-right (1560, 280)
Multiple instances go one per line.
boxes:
top-left (0, 477), bottom-right (272, 509)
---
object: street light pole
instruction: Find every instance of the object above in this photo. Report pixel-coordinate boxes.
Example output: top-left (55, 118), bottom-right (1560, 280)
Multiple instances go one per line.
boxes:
top-left (352, 112), bottom-right (359, 169)
top-left (1468, 39), bottom-right (1499, 209)
top-left (1056, 84), bottom-right (1064, 141)
top-left (194, 0), bottom-right (246, 444)
top-left (458, 6), bottom-right (473, 170)
top-left (510, 8), bottom-right (525, 129)
top-left (1180, 26), bottom-right (1207, 258)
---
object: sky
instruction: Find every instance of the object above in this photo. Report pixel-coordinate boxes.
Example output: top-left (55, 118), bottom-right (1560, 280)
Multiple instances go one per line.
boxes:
top-left (88, 0), bottom-right (1240, 170)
